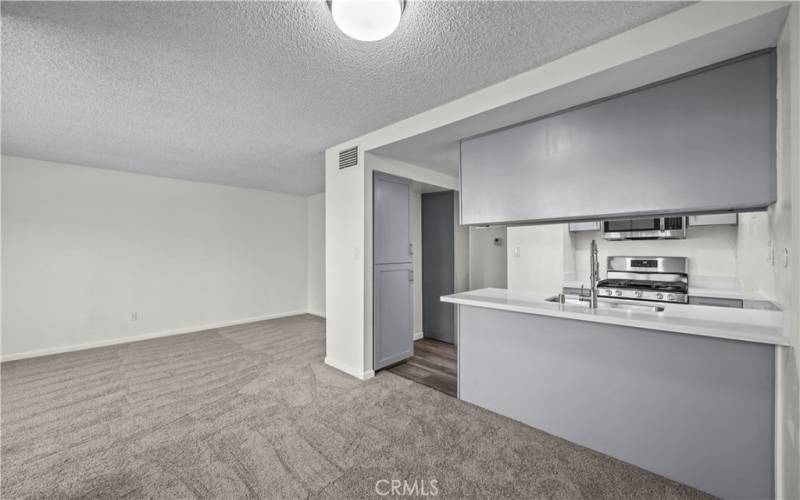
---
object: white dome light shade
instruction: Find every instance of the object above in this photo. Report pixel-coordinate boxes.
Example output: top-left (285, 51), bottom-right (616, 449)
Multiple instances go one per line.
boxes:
top-left (330, 0), bottom-right (403, 42)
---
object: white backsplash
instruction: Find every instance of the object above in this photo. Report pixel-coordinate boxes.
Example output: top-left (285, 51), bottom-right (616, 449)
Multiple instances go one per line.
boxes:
top-left (507, 223), bottom-right (570, 294)
top-left (571, 224), bottom-right (738, 282)
top-left (508, 212), bottom-right (774, 297)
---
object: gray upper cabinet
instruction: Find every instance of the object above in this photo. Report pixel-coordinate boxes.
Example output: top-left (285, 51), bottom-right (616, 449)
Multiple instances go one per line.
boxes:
top-left (460, 50), bottom-right (776, 225)
top-left (374, 172), bottom-right (412, 264)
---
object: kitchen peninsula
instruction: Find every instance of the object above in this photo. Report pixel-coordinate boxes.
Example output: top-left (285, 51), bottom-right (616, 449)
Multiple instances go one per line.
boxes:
top-left (442, 287), bottom-right (787, 500)
top-left (322, 4), bottom-right (797, 499)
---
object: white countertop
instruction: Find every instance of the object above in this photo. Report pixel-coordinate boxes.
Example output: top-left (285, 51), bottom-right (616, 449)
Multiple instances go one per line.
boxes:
top-left (688, 286), bottom-right (772, 301)
top-left (441, 288), bottom-right (790, 346)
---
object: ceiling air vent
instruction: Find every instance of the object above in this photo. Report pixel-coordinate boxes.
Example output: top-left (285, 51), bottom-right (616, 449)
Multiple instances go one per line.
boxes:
top-left (338, 146), bottom-right (358, 169)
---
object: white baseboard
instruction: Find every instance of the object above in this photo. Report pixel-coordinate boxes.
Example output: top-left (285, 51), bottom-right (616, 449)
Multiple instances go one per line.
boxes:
top-left (324, 357), bottom-right (374, 380)
top-left (413, 331), bottom-right (424, 340)
top-left (306, 309), bottom-right (326, 319)
top-left (1, 310), bottom-right (308, 362)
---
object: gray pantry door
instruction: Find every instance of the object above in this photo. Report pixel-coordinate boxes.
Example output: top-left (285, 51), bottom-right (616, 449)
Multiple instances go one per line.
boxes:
top-left (422, 191), bottom-right (455, 344)
top-left (373, 263), bottom-right (414, 369)
top-left (373, 172), bottom-right (412, 265)
top-left (373, 171), bottom-right (414, 370)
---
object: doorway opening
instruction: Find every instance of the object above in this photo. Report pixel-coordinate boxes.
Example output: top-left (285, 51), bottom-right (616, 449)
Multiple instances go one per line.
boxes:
top-left (389, 189), bottom-right (462, 396)
top-left (372, 172), bottom-right (462, 396)
top-left (372, 171), bottom-right (506, 398)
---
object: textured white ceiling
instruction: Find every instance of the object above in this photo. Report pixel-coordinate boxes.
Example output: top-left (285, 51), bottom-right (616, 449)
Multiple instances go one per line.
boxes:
top-left (2, 1), bottom-right (688, 194)
top-left (375, 5), bottom-right (786, 177)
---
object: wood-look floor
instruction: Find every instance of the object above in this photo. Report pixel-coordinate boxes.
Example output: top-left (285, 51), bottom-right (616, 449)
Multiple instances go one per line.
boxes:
top-left (388, 338), bottom-right (457, 397)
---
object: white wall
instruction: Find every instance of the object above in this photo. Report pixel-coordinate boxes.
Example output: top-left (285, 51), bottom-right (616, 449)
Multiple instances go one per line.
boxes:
top-left (508, 218), bottom-right (776, 294)
top-left (453, 192), bottom-right (470, 294)
top-left (1, 156), bottom-right (309, 360)
top-left (774, 6), bottom-right (799, 498)
top-left (306, 193), bottom-right (325, 317)
top-left (469, 226), bottom-right (507, 289)
top-left (324, 145), bottom-right (367, 379)
top-left (571, 224), bottom-right (742, 287)
top-left (737, 212), bottom-right (775, 295)
top-left (507, 224), bottom-right (570, 293)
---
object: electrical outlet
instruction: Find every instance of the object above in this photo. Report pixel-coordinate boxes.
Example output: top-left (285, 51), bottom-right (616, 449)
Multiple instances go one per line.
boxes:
top-left (131, 312), bottom-right (138, 321)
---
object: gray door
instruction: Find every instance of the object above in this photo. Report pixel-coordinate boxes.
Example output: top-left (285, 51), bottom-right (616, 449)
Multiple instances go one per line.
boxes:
top-left (422, 191), bottom-right (455, 344)
top-left (373, 171), bottom-right (414, 371)
top-left (373, 172), bottom-right (412, 265)
top-left (373, 263), bottom-right (414, 369)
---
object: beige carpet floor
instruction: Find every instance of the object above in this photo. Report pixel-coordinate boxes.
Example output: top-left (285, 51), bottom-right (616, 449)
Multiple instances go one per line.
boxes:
top-left (1, 314), bottom-right (713, 499)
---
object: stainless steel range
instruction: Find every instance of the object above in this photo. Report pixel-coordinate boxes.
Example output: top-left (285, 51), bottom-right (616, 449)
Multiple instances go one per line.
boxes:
top-left (596, 256), bottom-right (688, 304)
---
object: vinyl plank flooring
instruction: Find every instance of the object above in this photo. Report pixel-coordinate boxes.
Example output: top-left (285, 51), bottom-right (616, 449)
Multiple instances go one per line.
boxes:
top-left (388, 338), bottom-right (458, 397)
top-left (414, 338), bottom-right (457, 361)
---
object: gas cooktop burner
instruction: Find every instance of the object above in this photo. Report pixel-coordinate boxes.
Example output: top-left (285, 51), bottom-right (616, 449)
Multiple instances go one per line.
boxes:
top-left (597, 279), bottom-right (688, 293)
top-left (597, 256), bottom-right (689, 304)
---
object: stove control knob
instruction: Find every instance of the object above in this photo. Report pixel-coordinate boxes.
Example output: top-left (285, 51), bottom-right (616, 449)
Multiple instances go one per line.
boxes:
top-left (614, 290), bottom-right (623, 297)
top-left (656, 293), bottom-right (664, 300)
top-left (667, 294), bottom-right (676, 301)
top-left (634, 291), bottom-right (643, 298)
top-left (605, 289), bottom-right (613, 296)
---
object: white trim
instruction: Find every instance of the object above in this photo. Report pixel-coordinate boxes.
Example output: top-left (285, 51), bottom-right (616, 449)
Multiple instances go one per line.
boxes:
top-left (413, 331), bottom-right (424, 340)
top-left (324, 357), bottom-right (374, 380)
top-left (0, 310), bottom-right (307, 362)
top-left (307, 309), bottom-right (326, 319)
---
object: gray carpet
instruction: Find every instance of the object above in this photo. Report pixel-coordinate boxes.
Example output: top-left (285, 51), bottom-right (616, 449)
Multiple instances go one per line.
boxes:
top-left (1, 314), bottom-right (713, 499)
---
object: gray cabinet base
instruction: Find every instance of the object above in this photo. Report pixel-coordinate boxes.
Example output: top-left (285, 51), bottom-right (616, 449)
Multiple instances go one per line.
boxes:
top-left (458, 305), bottom-right (774, 500)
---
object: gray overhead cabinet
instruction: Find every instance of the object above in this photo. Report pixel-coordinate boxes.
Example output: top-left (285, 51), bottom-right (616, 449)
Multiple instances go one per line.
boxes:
top-left (459, 50), bottom-right (777, 225)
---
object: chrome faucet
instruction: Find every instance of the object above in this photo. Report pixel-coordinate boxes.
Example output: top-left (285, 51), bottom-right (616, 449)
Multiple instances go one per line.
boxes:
top-left (578, 239), bottom-right (600, 308)
top-left (588, 239), bottom-right (599, 308)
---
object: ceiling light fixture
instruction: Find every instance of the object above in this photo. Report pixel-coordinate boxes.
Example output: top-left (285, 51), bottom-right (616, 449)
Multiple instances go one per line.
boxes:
top-left (329, 0), bottom-right (405, 42)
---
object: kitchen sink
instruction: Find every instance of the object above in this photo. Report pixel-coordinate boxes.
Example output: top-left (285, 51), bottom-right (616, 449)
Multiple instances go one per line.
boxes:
top-left (545, 294), bottom-right (665, 313)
